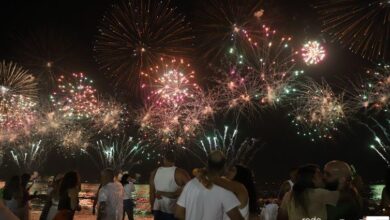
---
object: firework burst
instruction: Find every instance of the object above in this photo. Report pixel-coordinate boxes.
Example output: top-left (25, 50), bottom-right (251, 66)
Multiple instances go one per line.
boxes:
top-left (213, 24), bottom-right (302, 118)
top-left (94, 0), bottom-right (193, 92)
top-left (290, 80), bottom-right (349, 141)
top-left (353, 64), bottom-right (390, 112)
top-left (138, 58), bottom-right (214, 146)
top-left (0, 61), bottom-right (38, 99)
top-left (84, 136), bottom-right (146, 170)
top-left (301, 41), bottom-right (326, 65)
top-left (50, 73), bottom-right (99, 120)
top-left (314, 0), bottom-right (390, 61)
top-left (0, 61), bottom-right (38, 139)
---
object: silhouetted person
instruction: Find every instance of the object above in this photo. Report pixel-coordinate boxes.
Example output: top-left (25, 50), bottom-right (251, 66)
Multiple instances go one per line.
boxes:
top-left (3, 175), bottom-right (27, 219)
top-left (54, 171), bottom-right (80, 220)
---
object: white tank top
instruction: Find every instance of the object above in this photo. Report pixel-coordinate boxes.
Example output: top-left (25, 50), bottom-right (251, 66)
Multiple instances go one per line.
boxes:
top-left (153, 166), bottom-right (179, 214)
top-left (224, 200), bottom-right (249, 220)
top-left (239, 202), bottom-right (249, 220)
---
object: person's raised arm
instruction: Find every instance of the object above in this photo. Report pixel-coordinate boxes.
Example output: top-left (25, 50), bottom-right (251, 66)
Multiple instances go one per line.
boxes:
top-left (149, 170), bottom-right (157, 209)
top-left (226, 207), bottom-right (244, 220)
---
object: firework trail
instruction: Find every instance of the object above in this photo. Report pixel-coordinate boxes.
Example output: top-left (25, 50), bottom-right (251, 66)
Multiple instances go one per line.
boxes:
top-left (193, 125), bottom-right (261, 167)
top-left (94, 0), bottom-right (193, 92)
top-left (0, 61), bottom-right (38, 99)
top-left (314, 0), bottom-right (390, 61)
top-left (363, 117), bottom-right (390, 166)
top-left (84, 136), bottom-right (147, 171)
top-left (8, 139), bottom-right (47, 172)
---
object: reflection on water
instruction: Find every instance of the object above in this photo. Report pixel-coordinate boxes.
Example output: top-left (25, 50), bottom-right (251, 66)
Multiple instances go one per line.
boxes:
top-left (370, 184), bottom-right (385, 201)
top-left (27, 182), bottom-right (152, 218)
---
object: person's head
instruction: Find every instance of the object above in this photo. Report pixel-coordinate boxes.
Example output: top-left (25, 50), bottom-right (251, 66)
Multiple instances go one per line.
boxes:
top-left (101, 168), bottom-right (115, 185)
top-left (21, 173), bottom-right (31, 188)
top-left (207, 150), bottom-right (226, 175)
top-left (324, 160), bottom-right (352, 191)
top-left (226, 165), bottom-right (259, 214)
top-left (120, 173), bottom-right (131, 186)
top-left (292, 164), bottom-right (323, 213)
top-left (163, 151), bottom-right (175, 166)
top-left (60, 171), bottom-right (80, 194)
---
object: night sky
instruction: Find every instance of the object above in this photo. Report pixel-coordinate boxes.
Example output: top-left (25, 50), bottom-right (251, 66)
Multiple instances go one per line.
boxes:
top-left (0, 0), bottom-right (386, 183)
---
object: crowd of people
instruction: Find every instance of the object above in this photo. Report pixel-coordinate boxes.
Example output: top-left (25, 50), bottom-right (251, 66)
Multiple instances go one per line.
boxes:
top-left (0, 150), bottom-right (389, 219)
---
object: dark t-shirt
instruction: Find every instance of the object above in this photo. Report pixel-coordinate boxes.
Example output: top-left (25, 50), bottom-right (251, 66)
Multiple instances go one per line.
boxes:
top-left (327, 189), bottom-right (362, 220)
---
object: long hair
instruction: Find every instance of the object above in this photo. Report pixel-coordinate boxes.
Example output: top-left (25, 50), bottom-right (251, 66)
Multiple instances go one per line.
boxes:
top-left (291, 164), bottom-right (319, 214)
top-left (233, 165), bottom-right (259, 214)
top-left (120, 174), bottom-right (130, 186)
top-left (59, 171), bottom-right (79, 196)
top-left (3, 175), bottom-right (22, 200)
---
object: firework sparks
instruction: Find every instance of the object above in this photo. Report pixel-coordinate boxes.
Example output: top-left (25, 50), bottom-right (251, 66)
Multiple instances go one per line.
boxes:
top-left (192, 125), bottom-right (261, 167)
top-left (353, 64), bottom-right (390, 112)
top-left (0, 61), bottom-right (38, 141)
top-left (314, 0), bottom-right (390, 61)
top-left (94, 0), bottom-right (193, 92)
top-left (195, 0), bottom-right (264, 61)
top-left (0, 95), bottom-right (37, 143)
top-left (60, 125), bottom-right (91, 152)
top-left (0, 61), bottom-right (38, 99)
top-left (50, 73), bottom-right (99, 120)
top-left (94, 98), bottom-right (130, 134)
top-left (84, 136), bottom-right (146, 170)
top-left (213, 24), bottom-right (302, 118)
top-left (290, 80), bottom-right (349, 141)
top-left (8, 139), bottom-right (47, 172)
top-left (301, 41), bottom-right (326, 65)
top-left (142, 58), bottom-right (200, 107)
